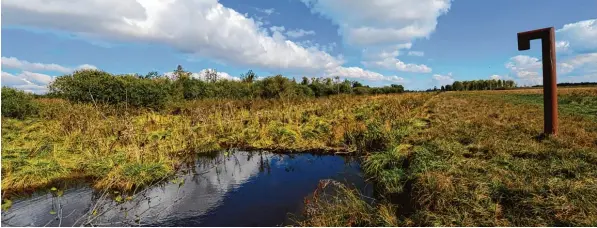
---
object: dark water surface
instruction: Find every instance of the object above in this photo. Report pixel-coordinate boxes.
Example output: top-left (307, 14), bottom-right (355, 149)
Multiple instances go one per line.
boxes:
top-left (1, 151), bottom-right (371, 227)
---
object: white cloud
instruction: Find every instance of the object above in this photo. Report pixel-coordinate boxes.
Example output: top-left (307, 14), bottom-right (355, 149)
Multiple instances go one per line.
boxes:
top-left (286, 29), bottom-right (316, 38)
top-left (363, 58), bottom-right (432, 73)
top-left (489, 74), bottom-right (513, 81)
top-left (2, 71), bottom-right (28, 85)
top-left (325, 66), bottom-right (404, 83)
top-left (297, 40), bottom-right (337, 53)
top-left (407, 51), bottom-right (424, 57)
top-left (506, 19), bottom-right (597, 85)
top-left (193, 69), bottom-right (241, 81)
top-left (2, 0), bottom-right (344, 74)
top-left (555, 41), bottom-right (570, 53)
top-left (556, 19), bottom-right (597, 54)
top-left (506, 53), bottom-right (597, 85)
top-left (1, 56), bottom-right (97, 73)
top-left (301, 0), bottom-right (451, 46)
top-left (431, 72), bottom-right (454, 86)
top-left (505, 55), bottom-right (543, 85)
top-left (361, 44), bottom-right (431, 73)
top-left (1, 71), bottom-right (52, 94)
top-left (1, 57), bottom-right (99, 94)
top-left (255, 8), bottom-right (276, 15)
top-left (362, 43), bottom-right (412, 59)
top-left (165, 69), bottom-right (240, 81)
top-left (18, 71), bottom-right (54, 85)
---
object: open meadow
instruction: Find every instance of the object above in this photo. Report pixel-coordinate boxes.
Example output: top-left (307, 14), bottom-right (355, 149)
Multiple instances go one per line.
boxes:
top-left (2, 85), bottom-right (597, 226)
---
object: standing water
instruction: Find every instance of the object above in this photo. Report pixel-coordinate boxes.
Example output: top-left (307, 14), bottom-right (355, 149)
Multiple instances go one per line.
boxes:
top-left (1, 150), bottom-right (372, 227)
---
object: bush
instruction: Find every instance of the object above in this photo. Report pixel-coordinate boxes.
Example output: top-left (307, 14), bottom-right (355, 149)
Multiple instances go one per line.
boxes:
top-left (49, 70), bottom-right (172, 110)
top-left (1, 87), bottom-right (39, 119)
top-left (46, 66), bottom-right (407, 109)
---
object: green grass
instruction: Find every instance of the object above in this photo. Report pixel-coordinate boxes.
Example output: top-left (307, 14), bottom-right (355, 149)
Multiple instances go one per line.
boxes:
top-left (496, 93), bottom-right (597, 120)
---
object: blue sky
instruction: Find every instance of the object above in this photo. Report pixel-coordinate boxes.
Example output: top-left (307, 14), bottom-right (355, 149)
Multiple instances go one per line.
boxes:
top-left (2, 0), bottom-right (596, 93)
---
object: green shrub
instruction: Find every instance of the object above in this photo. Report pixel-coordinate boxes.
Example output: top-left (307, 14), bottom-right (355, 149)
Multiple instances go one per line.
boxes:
top-left (45, 66), bottom-right (406, 109)
top-left (49, 70), bottom-right (172, 110)
top-left (1, 87), bottom-right (39, 119)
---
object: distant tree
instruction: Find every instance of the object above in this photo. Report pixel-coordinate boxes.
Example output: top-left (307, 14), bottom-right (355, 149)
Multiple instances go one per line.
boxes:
top-left (205, 69), bottom-right (219, 83)
top-left (445, 84), bottom-right (452, 91)
top-left (145, 71), bottom-right (160, 79)
top-left (352, 81), bottom-right (363, 88)
top-left (301, 77), bottom-right (309, 85)
top-left (240, 70), bottom-right (256, 83)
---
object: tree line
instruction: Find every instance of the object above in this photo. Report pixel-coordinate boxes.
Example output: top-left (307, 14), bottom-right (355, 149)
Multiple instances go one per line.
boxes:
top-left (434, 79), bottom-right (517, 91)
top-left (44, 65), bottom-right (404, 110)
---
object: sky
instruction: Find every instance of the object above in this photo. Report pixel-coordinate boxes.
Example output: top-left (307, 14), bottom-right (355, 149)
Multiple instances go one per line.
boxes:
top-left (1, 0), bottom-right (596, 94)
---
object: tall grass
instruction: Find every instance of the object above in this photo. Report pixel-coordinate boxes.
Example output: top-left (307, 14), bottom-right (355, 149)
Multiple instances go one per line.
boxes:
top-left (1, 93), bottom-right (433, 199)
top-left (360, 87), bottom-right (597, 226)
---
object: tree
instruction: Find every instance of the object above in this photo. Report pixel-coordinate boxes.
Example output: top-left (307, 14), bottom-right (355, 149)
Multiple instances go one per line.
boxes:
top-left (241, 70), bottom-right (256, 83)
top-left (173, 65), bottom-right (191, 80)
top-left (452, 81), bottom-right (464, 91)
top-left (145, 71), bottom-right (160, 79)
top-left (301, 77), bottom-right (309, 85)
top-left (352, 81), bottom-right (363, 88)
top-left (205, 69), bottom-right (219, 83)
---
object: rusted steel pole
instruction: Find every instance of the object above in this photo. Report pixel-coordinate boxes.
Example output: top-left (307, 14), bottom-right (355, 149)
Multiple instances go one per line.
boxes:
top-left (517, 27), bottom-right (558, 135)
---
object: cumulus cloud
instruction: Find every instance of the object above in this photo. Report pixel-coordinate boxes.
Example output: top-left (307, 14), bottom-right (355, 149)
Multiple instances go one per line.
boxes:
top-left (556, 19), bottom-right (597, 54)
top-left (1, 56), bottom-right (97, 73)
top-left (300, 0), bottom-right (451, 46)
top-left (505, 55), bottom-right (543, 85)
top-left (505, 53), bottom-right (597, 85)
top-left (193, 69), bottom-right (241, 81)
top-left (297, 40), bottom-right (337, 53)
top-left (164, 69), bottom-right (240, 81)
top-left (1, 0), bottom-right (430, 85)
top-left (489, 74), bottom-right (513, 81)
top-left (507, 19), bottom-right (597, 85)
top-left (1, 71), bottom-right (52, 94)
top-left (363, 58), bottom-right (432, 73)
top-left (1, 57), bottom-right (99, 94)
top-left (325, 66), bottom-right (405, 83)
top-left (431, 72), bottom-right (454, 86)
top-left (286, 29), bottom-right (316, 38)
top-left (362, 44), bottom-right (432, 73)
top-left (2, 0), bottom-right (344, 74)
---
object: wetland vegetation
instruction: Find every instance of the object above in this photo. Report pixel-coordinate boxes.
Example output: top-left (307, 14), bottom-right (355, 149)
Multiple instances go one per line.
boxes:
top-left (2, 68), bottom-right (597, 226)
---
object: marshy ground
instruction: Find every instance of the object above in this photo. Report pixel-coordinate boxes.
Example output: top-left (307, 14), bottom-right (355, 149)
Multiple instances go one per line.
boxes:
top-left (2, 87), bottom-right (597, 226)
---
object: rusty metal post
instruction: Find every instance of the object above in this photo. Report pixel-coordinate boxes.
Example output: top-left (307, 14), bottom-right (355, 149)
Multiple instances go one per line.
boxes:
top-left (517, 27), bottom-right (558, 135)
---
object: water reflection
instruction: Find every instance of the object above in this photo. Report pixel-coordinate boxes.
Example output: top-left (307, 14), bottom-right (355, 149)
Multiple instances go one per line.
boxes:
top-left (1, 151), bottom-right (370, 227)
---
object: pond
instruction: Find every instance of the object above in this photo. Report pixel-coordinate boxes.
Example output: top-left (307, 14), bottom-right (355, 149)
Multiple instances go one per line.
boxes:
top-left (1, 150), bottom-right (372, 227)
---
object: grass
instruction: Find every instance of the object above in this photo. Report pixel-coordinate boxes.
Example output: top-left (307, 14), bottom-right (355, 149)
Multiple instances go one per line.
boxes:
top-left (3, 87), bottom-right (597, 226)
top-left (359, 87), bottom-right (597, 226)
top-left (1, 93), bottom-right (433, 199)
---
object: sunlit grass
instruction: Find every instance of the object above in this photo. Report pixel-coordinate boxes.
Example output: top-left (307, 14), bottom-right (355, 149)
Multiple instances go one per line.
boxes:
top-left (359, 87), bottom-right (597, 226)
top-left (1, 93), bottom-right (432, 199)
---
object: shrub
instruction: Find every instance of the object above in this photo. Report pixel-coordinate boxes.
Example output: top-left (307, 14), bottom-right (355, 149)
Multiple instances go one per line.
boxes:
top-left (1, 87), bottom-right (39, 119)
top-left (46, 66), bottom-right (406, 109)
top-left (49, 70), bottom-right (172, 110)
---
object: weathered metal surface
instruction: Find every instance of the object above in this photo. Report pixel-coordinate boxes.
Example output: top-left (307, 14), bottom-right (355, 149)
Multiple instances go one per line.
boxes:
top-left (517, 27), bottom-right (558, 135)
